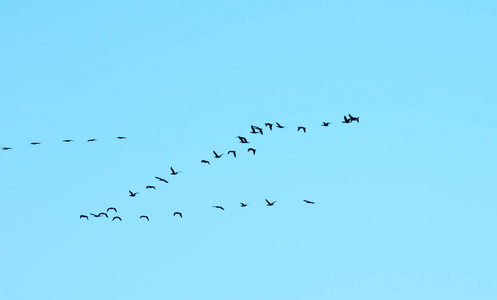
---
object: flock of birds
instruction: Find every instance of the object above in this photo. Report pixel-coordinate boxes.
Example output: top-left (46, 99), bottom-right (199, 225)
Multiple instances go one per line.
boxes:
top-left (2, 114), bottom-right (360, 221)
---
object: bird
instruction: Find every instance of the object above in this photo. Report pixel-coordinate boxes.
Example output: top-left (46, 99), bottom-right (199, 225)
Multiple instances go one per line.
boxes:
top-left (62, 140), bottom-right (73, 142)
top-left (2, 147), bottom-right (12, 150)
top-left (236, 136), bottom-right (249, 143)
top-left (265, 199), bottom-right (276, 206)
top-left (297, 126), bottom-right (306, 133)
top-left (240, 203), bottom-right (248, 207)
top-left (250, 125), bottom-right (263, 135)
top-left (247, 148), bottom-right (256, 155)
top-left (265, 123), bottom-right (273, 130)
top-left (155, 176), bottom-right (168, 183)
top-left (342, 116), bottom-right (352, 123)
top-left (30, 142), bottom-right (41, 145)
top-left (213, 206), bottom-right (224, 210)
top-left (80, 215), bottom-right (89, 219)
top-left (112, 216), bottom-right (122, 221)
top-left (256, 126), bottom-right (263, 135)
top-left (170, 167), bottom-right (181, 175)
top-left (87, 139), bottom-right (97, 142)
top-left (173, 212), bottom-right (182, 218)
top-left (348, 114), bottom-right (359, 122)
top-left (321, 122), bottom-right (330, 126)
top-left (129, 190), bottom-right (139, 197)
top-left (140, 215), bottom-right (149, 221)
top-left (97, 212), bottom-right (108, 218)
top-left (227, 150), bottom-right (236, 158)
top-left (201, 160), bottom-right (210, 165)
top-left (213, 151), bottom-right (223, 158)
top-left (90, 213), bottom-right (99, 217)
top-left (116, 136), bottom-right (127, 139)
top-left (146, 185), bottom-right (156, 190)
top-left (276, 122), bottom-right (284, 128)
top-left (303, 200), bottom-right (315, 204)
top-left (107, 207), bottom-right (117, 213)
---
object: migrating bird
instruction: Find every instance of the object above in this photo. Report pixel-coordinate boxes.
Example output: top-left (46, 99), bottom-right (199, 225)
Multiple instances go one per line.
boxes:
top-left (213, 151), bottom-right (223, 158)
top-left (116, 136), bottom-right (127, 139)
top-left (155, 176), bottom-right (168, 183)
top-left (213, 206), bottom-right (224, 210)
top-left (227, 150), bottom-right (236, 158)
top-left (62, 140), bottom-right (73, 142)
top-left (236, 136), bottom-right (249, 143)
top-left (265, 123), bottom-right (273, 130)
top-left (201, 160), bottom-right (210, 165)
top-left (90, 213), bottom-right (99, 217)
top-left (2, 147), bottom-right (12, 150)
top-left (146, 185), bottom-right (156, 190)
top-left (247, 148), bottom-right (256, 155)
top-left (342, 116), bottom-right (352, 123)
top-left (250, 125), bottom-right (263, 135)
top-left (97, 212), bottom-right (108, 218)
top-left (112, 216), bottom-right (122, 221)
top-left (87, 139), bottom-right (97, 142)
top-left (303, 200), bottom-right (315, 204)
top-left (348, 114), bottom-right (359, 122)
top-left (170, 167), bottom-right (181, 175)
top-left (297, 126), bottom-right (306, 133)
top-left (173, 212), bottom-right (182, 218)
top-left (129, 190), bottom-right (139, 197)
top-left (276, 122), bottom-right (284, 128)
top-left (80, 215), bottom-right (89, 220)
top-left (240, 203), bottom-right (248, 207)
top-left (30, 142), bottom-right (41, 145)
top-left (321, 122), bottom-right (330, 127)
top-left (140, 215), bottom-right (149, 221)
top-left (265, 199), bottom-right (276, 206)
top-left (107, 207), bottom-right (117, 213)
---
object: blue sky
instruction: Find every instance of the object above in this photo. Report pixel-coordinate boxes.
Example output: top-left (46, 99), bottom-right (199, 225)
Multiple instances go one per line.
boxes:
top-left (1, 1), bottom-right (496, 299)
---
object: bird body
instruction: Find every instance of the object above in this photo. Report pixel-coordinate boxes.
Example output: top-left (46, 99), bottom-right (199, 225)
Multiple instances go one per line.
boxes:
top-left (129, 190), bottom-right (139, 197)
top-left (140, 215), bottom-right (149, 221)
top-left (112, 216), bottom-right (122, 221)
top-left (297, 126), bottom-right (306, 133)
top-left (80, 215), bottom-right (89, 219)
top-left (170, 167), bottom-right (181, 175)
top-left (240, 203), bottom-right (248, 207)
top-left (265, 123), bottom-right (273, 130)
top-left (265, 199), bottom-right (276, 206)
top-left (62, 140), bottom-right (73, 142)
top-left (213, 206), bottom-right (224, 210)
top-left (146, 185), bottom-right (156, 190)
top-left (2, 147), bottom-right (12, 150)
top-left (276, 122), bottom-right (284, 128)
top-left (321, 122), bottom-right (330, 126)
top-left (155, 177), bottom-right (168, 183)
top-left (213, 151), bottom-right (223, 158)
top-left (236, 136), bottom-right (249, 143)
top-left (247, 148), bottom-right (256, 155)
top-left (30, 142), bottom-right (41, 145)
top-left (87, 139), bottom-right (97, 142)
top-left (201, 160), bottom-right (210, 165)
top-left (303, 200), bottom-right (315, 204)
top-left (227, 150), bottom-right (236, 158)
top-left (107, 207), bottom-right (117, 213)
top-left (173, 212), bottom-right (183, 218)
top-left (116, 136), bottom-right (127, 139)
top-left (348, 114), bottom-right (359, 122)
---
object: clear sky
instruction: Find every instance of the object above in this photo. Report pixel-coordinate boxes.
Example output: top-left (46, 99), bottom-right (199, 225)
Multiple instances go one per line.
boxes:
top-left (1, 1), bottom-right (496, 299)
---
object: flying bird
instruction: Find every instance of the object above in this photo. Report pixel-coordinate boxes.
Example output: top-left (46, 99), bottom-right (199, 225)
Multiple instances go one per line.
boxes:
top-left (265, 123), bottom-right (273, 130)
top-left (348, 114), bottom-right (359, 122)
top-left (107, 207), bottom-right (117, 213)
top-left (303, 200), bottom-right (315, 204)
top-left (146, 185), bottom-right (156, 190)
top-left (250, 125), bottom-right (263, 135)
top-left (30, 142), bottom-right (41, 145)
top-left (2, 147), bottom-right (12, 150)
top-left (87, 139), bottom-right (97, 142)
top-left (240, 203), bottom-right (248, 207)
top-left (201, 160), bottom-right (210, 165)
top-left (213, 151), bottom-right (223, 158)
top-left (116, 136), bottom-right (127, 139)
top-left (236, 136), bottom-right (249, 143)
top-left (247, 148), bottom-right (256, 155)
top-left (80, 215), bottom-right (89, 219)
top-left (97, 212), bottom-right (108, 218)
top-left (276, 122), bottom-right (284, 128)
top-left (297, 126), bottom-right (306, 133)
top-left (321, 122), bottom-right (330, 126)
top-left (227, 150), bottom-right (236, 158)
top-left (112, 216), bottom-right (122, 221)
top-left (265, 199), bottom-right (276, 206)
top-left (173, 212), bottom-right (182, 218)
top-left (62, 140), bottom-right (73, 142)
top-left (155, 176), bottom-right (168, 183)
top-left (342, 116), bottom-right (352, 123)
top-left (129, 190), bottom-right (139, 197)
top-left (140, 215), bottom-right (149, 221)
top-left (90, 213), bottom-right (99, 217)
top-left (170, 167), bottom-right (181, 175)
top-left (213, 206), bottom-right (224, 210)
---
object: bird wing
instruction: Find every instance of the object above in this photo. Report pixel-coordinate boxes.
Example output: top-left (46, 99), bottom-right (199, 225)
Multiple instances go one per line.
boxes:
top-left (265, 199), bottom-right (270, 204)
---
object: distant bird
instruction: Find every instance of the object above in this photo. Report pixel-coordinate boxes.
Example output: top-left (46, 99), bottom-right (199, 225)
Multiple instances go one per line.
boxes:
top-left (97, 212), bottom-right (108, 218)
top-left (297, 126), bottom-right (306, 133)
top-left (107, 207), bottom-right (117, 213)
top-left (321, 122), bottom-right (330, 127)
top-left (30, 142), bottom-right (41, 145)
top-left (62, 140), bottom-right (73, 142)
top-left (348, 114), bottom-right (359, 122)
top-left (276, 122), bottom-right (284, 128)
top-left (116, 136), bottom-right (127, 139)
top-left (240, 203), bottom-right (248, 207)
top-left (250, 126), bottom-right (258, 134)
top-left (227, 150), bottom-right (236, 158)
top-left (201, 160), bottom-right (210, 165)
top-left (342, 116), bottom-right (352, 123)
top-left (146, 185), bottom-right (156, 190)
top-left (87, 139), bottom-right (97, 142)
top-left (173, 212), bottom-right (182, 218)
top-left (213, 151), bottom-right (223, 158)
top-left (250, 125), bottom-right (263, 135)
top-left (2, 147), bottom-right (12, 150)
top-left (265, 199), bottom-right (276, 206)
top-left (247, 148), bottom-right (256, 155)
top-left (112, 216), bottom-right (122, 221)
top-left (155, 176), bottom-right (168, 183)
top-left (129, 190), bottom-right (139, 197)
top-left (90, 213), bottom-right (99, 217)
top-left (80, 215), bottom-right (89, 219)
top-left (265, 123), bottom-right (273, 130)
top-left (170, 167), bottom-right (181, 175)
top-left (213, 206), bottom-right (224, 210)
top-left (236, 136), bottom-right (249, 143)
top-left (140, 215), bottom-right (149, 221)
top-left (303, 200), bottom-right (315, 204)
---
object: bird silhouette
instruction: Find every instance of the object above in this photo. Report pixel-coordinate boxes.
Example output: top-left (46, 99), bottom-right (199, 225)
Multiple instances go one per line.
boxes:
top-left (213, 151), bottom-right (223, 158)
top-left (227, 150), bottom-right (236, 158)
top-left (173, 212), bottom-right (182, 218)
top-left (236, 136), bottom-right (249, 143)
top-left (213, 206), bottom-right (224, 210)
top-left (250, 125), bottom-right (263, 135)
top-left (62, 140), bottom-right (73, 142)
top-left (116, 136), bottom-right (127, 139)
top-left (303, 200), bottom-right (315, 204)
top-left (87, 139), bottom-right (97, 142)
top-left (155, 176), bottom-right (168, 183)
top-left (201, 160), bottom-right (210, 165)
top-left (97, 212), bottom-right (108, 218)
top-left (112, 216), bottom-right (122, 221)
top-left (90, 213), bottom-right (99, 217)
top-left (265, 123), bottom-right (273, 130)
top-left (247, 148), bottom-right (256, 155)
top-left (30, 142), bottom-right (41, 145)
top-left (342, 116), bottom-right (352, 123)
top-left (265, 199), bottom-right (276, 206)
top-left (129, 190), bottom-right (139, 197)
top-left (107, 207), bottom-right (117, 213)
top-left (140, 215), bottom-right (149, 221)
top-left (297, 126), bottom-right (306, 133)
top-left (348, 114), bottom-right (359, 122)
top-left (240, 203), bottom-right (248, 207)
top-left (2, 147), bottom-right (12, 150)
top-left (276, 122), bottom-right (284, 128)
top-left (146, 185), bottom-right (156, 190)
top-left (80, 215), bottom-right (89, 219)
top-left (321, 122), bottom-right (330, 126)
top-left (170, 167), bottom-right (181, 175)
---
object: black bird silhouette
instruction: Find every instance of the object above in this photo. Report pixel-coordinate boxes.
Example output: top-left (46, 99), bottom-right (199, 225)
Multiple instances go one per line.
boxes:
top-left (146, 185), bottom-right (156, 190)
top-left (227, 150), bottom-right (236, 158)
top-left (213, 206), bottom-right (224, 210)
top-left (173, 212), bottom-right (182, 218)
top-left (112, 216), bottom-right (122, 221)
top-left (250, 125), bottom-right (263, 135)
top-left (303, 200), bottom-right (315, 204)
top-left (97, 212), bottom-right (108, 218)
top-left (90, 213), bottom-right (99, 217)
top-left (265, 199), bottom-right (276, 206)
top-left (116, 136), bottom-right (127, 139)
top-left (247, 148), bottom-right (256, 155)
top-left (140, 215), bottom-right (149, 221)
top-left (107, 207), bottom-right (117, 213)
top-left (213, 151), bottom-right (223, 158)
top-left (80, 215), bottom-right (89, 219)
top-left (129, 190), bottom-right (139, 197)
top-left (201, 160), bottom-right (210, 165)
top-left (250, 126), bottom-right (258, 134)
top-left (321, 122), bottom-right (330, 126)
top-left (265, 123), bottom-right (273, 130)
top-left (87, 139), bottom-right (97, 142)
top-left (2, 147), bottom-right (12, 150)
top-left (30, 142), bottom-right (41, 145)
top-left (155, 176), bottom-right (169, 183)
top-left (170, 167), bottom-right (181, 175)
top-left (236, 136), bottom-right (249, 143)
top-left (348, 114), bottom-right (359, 122)
top-left (62, 140), bottom-right (73, 142)
top-left (297, 126), bottom-right (306, 133)
top-left (240, 203), bottom-right (248, 207)
top-left (276, 122), bottom-right (284, 128)
top-left (342, 116), bottom-right (352, 123)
